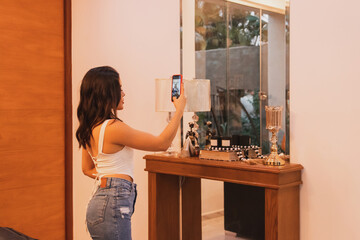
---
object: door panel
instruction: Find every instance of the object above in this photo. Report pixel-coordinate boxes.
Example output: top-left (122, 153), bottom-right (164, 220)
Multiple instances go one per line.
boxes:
top-left (0, 0), bottom-right (67, 239)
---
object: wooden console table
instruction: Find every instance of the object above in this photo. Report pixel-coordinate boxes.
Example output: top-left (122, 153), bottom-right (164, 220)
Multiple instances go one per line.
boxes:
top-left (144, 154), bottom-right (303, 240)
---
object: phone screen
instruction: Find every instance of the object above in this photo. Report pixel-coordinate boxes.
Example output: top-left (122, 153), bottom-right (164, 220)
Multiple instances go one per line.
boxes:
top-left (171, 75), bottom-right (181, 100)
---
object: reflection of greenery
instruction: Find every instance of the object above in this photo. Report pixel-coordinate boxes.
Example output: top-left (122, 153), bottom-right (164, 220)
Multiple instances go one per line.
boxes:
top-left (229, 14), bottom-right (261, 46)
top-left (220, 122), bottom-right (228, 134)
top-left (195, 1), bottom-right (226, 50)
top-left (195, 112), bottom-right (209, 148)
top-left (195, 0), bottom-right (268, 50)
top-left (194, 0), bottom-right (273, 150)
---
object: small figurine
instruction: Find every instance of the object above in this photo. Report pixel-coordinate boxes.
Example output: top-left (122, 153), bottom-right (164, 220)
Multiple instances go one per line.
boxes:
top-left (184, 121), bottom-right (200, 157)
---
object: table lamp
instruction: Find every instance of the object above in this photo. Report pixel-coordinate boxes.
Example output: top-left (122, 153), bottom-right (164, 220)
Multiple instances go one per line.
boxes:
top-left (155, 78), bottom-right (211, 153)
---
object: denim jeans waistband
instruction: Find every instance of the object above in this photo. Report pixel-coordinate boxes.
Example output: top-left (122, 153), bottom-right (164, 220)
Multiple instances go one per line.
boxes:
top-left (101, 177), bottom-right (137, 189)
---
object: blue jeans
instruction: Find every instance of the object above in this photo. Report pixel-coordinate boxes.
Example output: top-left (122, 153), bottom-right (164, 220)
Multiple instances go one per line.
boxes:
top-left (86, 178), bottom-right (137, 240)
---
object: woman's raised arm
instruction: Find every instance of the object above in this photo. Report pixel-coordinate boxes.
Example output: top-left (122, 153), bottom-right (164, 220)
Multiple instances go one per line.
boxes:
top-left (110, 83), bottom-right (186, 151)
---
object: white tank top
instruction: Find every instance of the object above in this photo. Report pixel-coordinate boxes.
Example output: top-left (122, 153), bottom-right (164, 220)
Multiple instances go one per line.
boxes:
top-left (87, 119), bottom-right (134, 179)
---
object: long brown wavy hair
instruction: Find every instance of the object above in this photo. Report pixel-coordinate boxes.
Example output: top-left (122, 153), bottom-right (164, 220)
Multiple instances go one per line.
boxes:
top-left (76, 66), bottom-right (121, 149)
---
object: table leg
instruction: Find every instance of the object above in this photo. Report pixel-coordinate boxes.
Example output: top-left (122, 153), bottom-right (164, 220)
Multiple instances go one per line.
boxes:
top-left (181, 177), bottom-right (202, 240)
top-left (148, 172), bottom-right (180, 240)
top-left (265, 186), bottom-right (300, 240)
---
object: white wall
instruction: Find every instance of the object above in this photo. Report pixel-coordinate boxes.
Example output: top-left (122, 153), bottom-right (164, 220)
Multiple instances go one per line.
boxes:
top-left (290, 0), bottom-right (360, 239)
top-left (73, 0), bottom-right (360, 239)
top-left (201, 179), bottom-right (224, 215)
top-left (72, 0), bottom-right (180, 239)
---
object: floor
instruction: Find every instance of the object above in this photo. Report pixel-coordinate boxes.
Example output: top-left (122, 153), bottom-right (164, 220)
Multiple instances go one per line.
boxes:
top-left (202, 211), bottom-right (249, 240)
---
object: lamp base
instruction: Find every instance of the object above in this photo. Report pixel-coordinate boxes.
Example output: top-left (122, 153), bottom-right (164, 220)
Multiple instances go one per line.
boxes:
top-left (264, 152), bottom-right (285, 166)
top-left (165, 142), bottom-right (181, 156)
top-left (163, 151), bottom-right (180, 157)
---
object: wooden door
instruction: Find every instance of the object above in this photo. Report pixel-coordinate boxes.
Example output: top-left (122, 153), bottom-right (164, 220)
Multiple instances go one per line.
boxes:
top-left (0, 0), bottom-right (72, 239)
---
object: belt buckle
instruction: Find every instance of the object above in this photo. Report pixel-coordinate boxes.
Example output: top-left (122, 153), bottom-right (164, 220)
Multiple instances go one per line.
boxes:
top-left (100, 178), bottom-right (107, 188)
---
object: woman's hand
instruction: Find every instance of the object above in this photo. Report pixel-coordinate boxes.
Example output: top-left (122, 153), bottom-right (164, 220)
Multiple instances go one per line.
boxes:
top-left (172, 82), bottom-right (186, 111)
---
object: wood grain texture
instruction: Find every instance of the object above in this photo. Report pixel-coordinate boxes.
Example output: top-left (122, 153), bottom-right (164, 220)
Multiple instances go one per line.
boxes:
top-left (64, 0), bottom-right (73, 239)
top-left (144, 155), bottom-right (302, 189)
top-left (265, 189), bottom-right (279, 240)
top-left (145, 154), bottom-right (303, 240)
top-left (278, 186), bottom-right (300, 240)
top-left (0, 109), bottom-right (64, 152)
top-left (148, 172), bottom-right (157, 240)
top-left (148, 173), bottom-right (180, 240)
top-left (181, 177), bottom-right (202, 240)
top-left (265, 187), bottom-right (300, 240)
top-left (0, 0), bottom-right (67, 239)
top-left (0, 182), bottom-right (65, 239)
top-left (144, 154), bottom-right (303, 174)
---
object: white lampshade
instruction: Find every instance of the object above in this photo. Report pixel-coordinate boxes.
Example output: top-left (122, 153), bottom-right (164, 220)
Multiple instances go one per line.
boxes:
top-left (155, 78), bottom-right (211, 112)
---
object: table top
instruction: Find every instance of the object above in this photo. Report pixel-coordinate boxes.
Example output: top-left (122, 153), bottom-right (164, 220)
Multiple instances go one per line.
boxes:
top-left (144, 153), bottom-right (303, 189)
top-left (144, 153), bottom-right (303, 174)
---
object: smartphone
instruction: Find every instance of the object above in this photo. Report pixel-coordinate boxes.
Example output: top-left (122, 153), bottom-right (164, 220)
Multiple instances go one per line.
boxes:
top-left (171, 74), bottom-right (182, 101)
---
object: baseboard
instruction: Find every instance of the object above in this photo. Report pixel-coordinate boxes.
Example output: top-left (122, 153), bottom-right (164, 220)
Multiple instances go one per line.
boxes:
top-left (202, 209), bottom-right (224, 221)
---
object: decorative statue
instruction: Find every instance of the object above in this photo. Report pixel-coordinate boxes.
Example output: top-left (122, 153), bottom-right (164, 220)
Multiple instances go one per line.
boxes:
top-left (204, 121), bottom-right (215, 150)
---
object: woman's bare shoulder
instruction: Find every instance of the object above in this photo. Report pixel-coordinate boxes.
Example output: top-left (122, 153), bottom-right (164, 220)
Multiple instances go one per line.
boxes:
top-left (106, 119), bottom-right (132, 137)
top-left (108, 119), bottom-right (127, 128)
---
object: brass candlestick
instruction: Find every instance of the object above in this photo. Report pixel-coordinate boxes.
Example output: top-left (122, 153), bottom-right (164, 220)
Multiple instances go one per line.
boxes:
top-left (264, 106), bottom-right (285, 166)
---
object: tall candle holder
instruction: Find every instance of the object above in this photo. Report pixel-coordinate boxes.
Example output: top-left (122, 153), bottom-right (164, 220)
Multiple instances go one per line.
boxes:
top-left (264, 106), bottom-right (285, 166)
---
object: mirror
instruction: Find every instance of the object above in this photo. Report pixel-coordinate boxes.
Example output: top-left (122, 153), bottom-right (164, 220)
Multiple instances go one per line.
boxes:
top-left (181, 0), bottom-right (289, 239)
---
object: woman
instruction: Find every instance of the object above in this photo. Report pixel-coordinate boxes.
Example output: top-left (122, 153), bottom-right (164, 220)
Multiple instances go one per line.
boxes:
top-left (76, 66), bottom-right (186, 240)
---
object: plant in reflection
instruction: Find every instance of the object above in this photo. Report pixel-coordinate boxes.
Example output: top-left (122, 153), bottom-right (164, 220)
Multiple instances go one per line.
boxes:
top-left (195, 0), bottom-right (226, 50)
top-left (195, 0), bottom-right (268, 50)
top-left (229, 13), bottom-right (263, 46)
top-left (220, 122), bottom-right (228, 135)
top-left (195, 112), bottom-right (209, 148)
top-left (194, 0), bottom-right (273, 151)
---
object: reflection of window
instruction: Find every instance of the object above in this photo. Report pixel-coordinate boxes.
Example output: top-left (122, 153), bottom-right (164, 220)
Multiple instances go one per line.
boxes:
top-left (189, 0), bottom-right (288, 153)
top-left (195, 0), bottom-right (262, 147)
